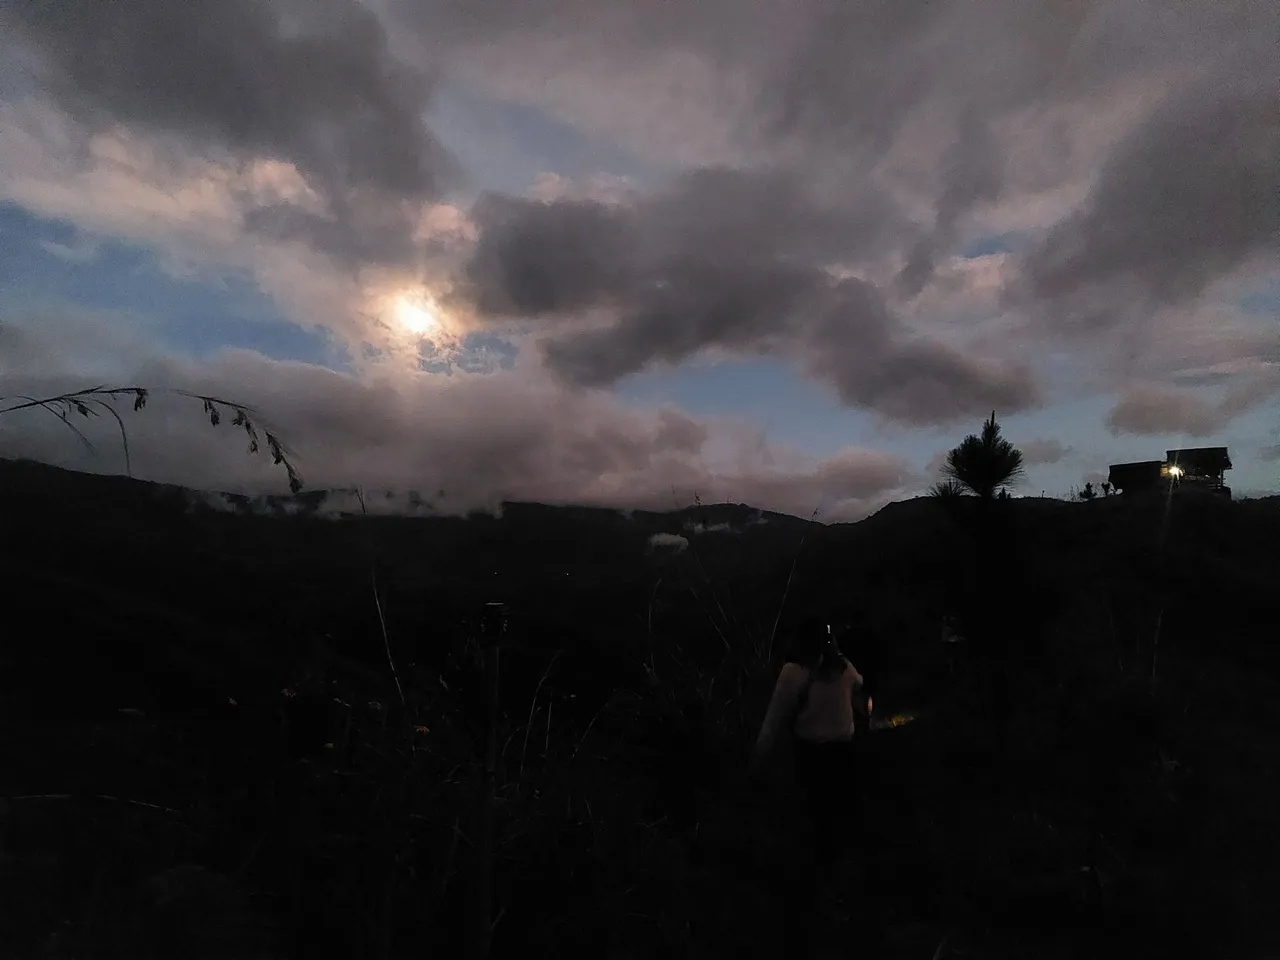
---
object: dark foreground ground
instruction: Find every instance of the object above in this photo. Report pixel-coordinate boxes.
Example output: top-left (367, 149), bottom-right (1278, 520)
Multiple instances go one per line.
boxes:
top-left (2, 459), bottom-right (1279, 958)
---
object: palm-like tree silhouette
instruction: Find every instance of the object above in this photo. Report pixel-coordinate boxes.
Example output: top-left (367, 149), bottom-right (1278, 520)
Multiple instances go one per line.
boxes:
top-left (940, 411), bottom-right (1025, 500)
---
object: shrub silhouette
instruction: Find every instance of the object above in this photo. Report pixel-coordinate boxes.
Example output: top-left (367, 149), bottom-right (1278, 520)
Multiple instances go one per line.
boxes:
top-left (928, 478), bottom-right (968, 500)
top-left (939, 411), bottom-right (1025, 499)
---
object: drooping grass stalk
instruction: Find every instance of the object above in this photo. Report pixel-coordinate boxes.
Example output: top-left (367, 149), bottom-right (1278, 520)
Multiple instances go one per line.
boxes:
top-left (0, 385), bottom-right (302, 492)
top-left (766, 503), bottom-right (822, 664)
top-left (355, 487), bottom-right (407, 715)
top-left (519, 652), bottom-right (561, 784)
top-left (3, 793), bottom-right (180, 815)
top-left (670, 487), bottom-right (737, 651)
top-left (686, 579), bottom-right (731, 652)
top-left (689, 492), bottom-right (745, 641)
top-left (570, 693), bottom-right (618, 764)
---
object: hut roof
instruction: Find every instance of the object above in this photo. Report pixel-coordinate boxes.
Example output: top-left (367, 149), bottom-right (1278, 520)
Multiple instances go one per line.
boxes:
top-left (1166, 447), bottom-right (1232, 472)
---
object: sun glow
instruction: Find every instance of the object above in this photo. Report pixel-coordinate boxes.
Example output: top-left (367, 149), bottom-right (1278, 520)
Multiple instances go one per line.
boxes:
top-left (393, 294), bottom-right (439, 335)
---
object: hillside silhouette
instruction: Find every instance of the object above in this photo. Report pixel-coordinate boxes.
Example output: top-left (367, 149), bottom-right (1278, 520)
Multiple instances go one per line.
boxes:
top-left (2, 457), bottom-right (1279, 958)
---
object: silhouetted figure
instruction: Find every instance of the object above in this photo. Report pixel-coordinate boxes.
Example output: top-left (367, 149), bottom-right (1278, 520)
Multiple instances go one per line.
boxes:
top-left (753, 617), bottom-right (868, 958)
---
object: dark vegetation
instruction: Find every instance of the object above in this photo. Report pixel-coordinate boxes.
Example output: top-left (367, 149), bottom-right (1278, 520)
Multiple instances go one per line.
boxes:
top-left (3, 443), bottom-right (1280, 958)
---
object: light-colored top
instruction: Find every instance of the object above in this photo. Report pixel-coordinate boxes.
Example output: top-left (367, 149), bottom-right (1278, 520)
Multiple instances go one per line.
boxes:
top-left (755, 659), bottom-right (864, 759)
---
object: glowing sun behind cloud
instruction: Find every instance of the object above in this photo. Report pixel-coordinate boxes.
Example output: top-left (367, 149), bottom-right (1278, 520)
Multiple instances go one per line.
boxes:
top-left (393, 294), bottom-right (439, 335)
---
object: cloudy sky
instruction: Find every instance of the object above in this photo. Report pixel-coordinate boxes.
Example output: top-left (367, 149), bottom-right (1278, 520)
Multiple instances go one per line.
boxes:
top-left (1, 0), bottom-right (1276, 520)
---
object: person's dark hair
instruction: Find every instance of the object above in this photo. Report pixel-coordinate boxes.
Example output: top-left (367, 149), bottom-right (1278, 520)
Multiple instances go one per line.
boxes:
top-left (787, 616), bottom-right (845, 678)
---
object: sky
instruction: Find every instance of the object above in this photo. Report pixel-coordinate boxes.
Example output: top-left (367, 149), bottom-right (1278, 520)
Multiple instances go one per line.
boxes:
top-left (0, 0), bottom-right (1277, 520)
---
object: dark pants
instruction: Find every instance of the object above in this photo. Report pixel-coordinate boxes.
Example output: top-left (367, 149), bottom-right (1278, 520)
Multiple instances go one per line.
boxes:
top-left (781, 739), bottom-right (860, 958)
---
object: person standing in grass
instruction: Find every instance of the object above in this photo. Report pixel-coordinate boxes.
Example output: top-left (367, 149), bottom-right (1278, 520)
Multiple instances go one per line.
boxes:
top-left (752, 616), bottom-right (869, 956)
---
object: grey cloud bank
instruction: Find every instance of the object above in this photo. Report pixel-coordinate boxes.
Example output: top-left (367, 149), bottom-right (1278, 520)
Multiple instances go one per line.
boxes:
top-left (0, 312), bottom-right (912, 521)
top-left (461, 175), bottom-right (1038, 424)
top-left (1, 0), bottom-right (1277, 505)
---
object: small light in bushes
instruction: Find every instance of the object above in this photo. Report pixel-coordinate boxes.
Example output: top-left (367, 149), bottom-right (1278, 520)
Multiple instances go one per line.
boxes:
top-left (414, 725), bottom-right (430, 736)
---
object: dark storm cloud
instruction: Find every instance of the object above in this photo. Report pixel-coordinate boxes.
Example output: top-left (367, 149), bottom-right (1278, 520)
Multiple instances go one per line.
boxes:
top-left (758, 1), bottom-right (1278, 313)
top-left (1105, 369), bottom-right (1280, 439)
top-left (464, 167), bottom-right (892, 316)
top-left (754, 1), bottom-right (1113, 295)
top-left (758, 1), bottom-right (1276, 176)
top-left (411, 0), bottom-right (1273, 418)
top-left (534, 257), bottom-right (822, 387)
top-left (1019, 439), bottom-right (1072, 466)
top-left (10, 0), bottom-right (449, 199)
top-left (464, 193), bottom-right (633, 317)
top-left (810, 336), bottom-right (1039, 427)
top-left (797, 277), bottom-right (1039, 423)
top-left (5, 0), bottom-right (1275, 428)
top-left (1018, 72), bottom-right (1280, 325)
top-left (894, 112), bottom-right (1004, 299)
top-left (7, 0), bottom-right (456, 271)
top-left (761, 0), bottom-right (956, 162)
top-left (460, 169), bottom-right (1034, 423)
top-left (1106, 386), bottom-right (1225, 439)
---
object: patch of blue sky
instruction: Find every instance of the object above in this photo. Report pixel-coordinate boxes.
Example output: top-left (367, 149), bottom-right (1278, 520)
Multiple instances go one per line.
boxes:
top-left (958, 231), bottom-right (1029, 259)
top-left (0, 203), bottom-right (340, 369)
top-left (617, 356), bottom-right (972, 473)
top-left (428, 84), bottom-right (663, 201)
top-left (1238, 281), bottom-right (1280, 317)
top-left (418, 331), bottom-right (519, 375)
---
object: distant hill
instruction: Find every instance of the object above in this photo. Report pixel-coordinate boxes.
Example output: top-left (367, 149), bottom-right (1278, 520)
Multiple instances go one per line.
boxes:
top-left (3, 456), bottom-right (1279, 710)
top-left (0, 458), bottom-right (821, 705)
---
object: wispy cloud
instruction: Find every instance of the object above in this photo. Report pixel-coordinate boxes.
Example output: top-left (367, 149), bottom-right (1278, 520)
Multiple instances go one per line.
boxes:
top-left (39, 235), bottom-right (100, 263)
